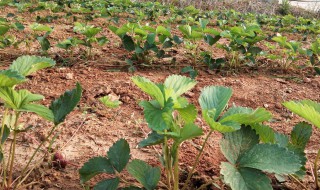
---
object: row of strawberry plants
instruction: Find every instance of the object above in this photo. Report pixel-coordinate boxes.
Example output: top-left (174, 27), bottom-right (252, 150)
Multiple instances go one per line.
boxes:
top-left (1, 7), bottom-right (319, 74)
top-left (1, 1), bottom-right (320, 73)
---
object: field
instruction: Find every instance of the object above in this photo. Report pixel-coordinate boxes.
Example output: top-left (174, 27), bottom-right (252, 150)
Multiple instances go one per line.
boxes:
top-left (0, 0), bottom-right (320, 190)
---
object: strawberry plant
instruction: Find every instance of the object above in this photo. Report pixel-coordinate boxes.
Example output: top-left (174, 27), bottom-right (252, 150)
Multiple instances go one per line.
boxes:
top-left (73, 22), bottom-right (108, 58)
top-left (0, 18), bottom-right (22, 49)
top-left (220, 124), bottom-right (306, 190)
top-left (29, 23), bottom-right (54, 54)
top-left (110, 23), bottom-right (177, 69)
top-left (271, 35), bottom-right (302, 70)
top-left (0, 55), bottom-right (82, 189)
top-left (133, 75), bottom-right (287, 190)
top-left (0, 19), bottom-right (11, 48)
top-left (185, 85), bottom-right (309, 190)
top-left (218, 24), bottom-right (265, 67)
top-left (307, 39), bottom-right (320, 75)
top-left (283, 100), bottom-right (320, 189)
top-left (56, 37), bottom-right (84, 64)
top-left (182, 86), bottom-right (275, 190)
top-left (99, 94), bottom-right (122, 108)
top-left (80, 138), bottom-right (160, 190)
top-left (178, 19), bottom-right (221, 72)
top-left (133, 75), bottom-right (202, 190)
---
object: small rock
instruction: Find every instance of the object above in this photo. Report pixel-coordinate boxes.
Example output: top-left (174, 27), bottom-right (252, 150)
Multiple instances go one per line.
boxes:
top-left (275, 78), bottom-right (287, 84)
top-left (185, 91), bottom-right (195, 98)
top-left (109, 93), bottom-right (120, 101)
top-left (263, 104), bottom-right (269, 108)
top-left (303, 77), bottom-right (311, 83)
top-left (312, 79), bottom-right (320, 87)
top-left (285, 88), bottom-right (292, 93)
top-left (275, 103), bottom-right (282, 109)
top-left (66, 73), bottom-right (74, 80)
top-left (122, 96), bottom-right (130, 103)
top-left (80, 70), bottom-right (88, 75)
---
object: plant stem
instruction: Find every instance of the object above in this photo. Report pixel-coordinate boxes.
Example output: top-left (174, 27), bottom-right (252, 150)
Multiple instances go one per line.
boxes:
top-left (8, 111), bottom-right (20, 187)
top-left (164, 134), bottom-right (172, 190)
top-left (173, 145), bottom-right (179, 190)
top-left (196, 178), bottom-right (221, 190)
top-left (288, 174), bottom-right (308, 190)
top-left (314, 148), bottom-right (320, 190)
top-left (18, 125), bottom-right (58, 186)
top-left (181, 130), bottom-right (213, 190)
top-left (0, 108), bottom-right (9, 188)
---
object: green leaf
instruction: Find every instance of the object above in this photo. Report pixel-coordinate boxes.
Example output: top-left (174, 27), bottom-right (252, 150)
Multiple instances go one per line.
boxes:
top-left (127, 159), bottom-right (160, 190)
top-left (122, 34), bottom-right (135, 52)
top-left (248, 47), bottom-right (262, 55)
top-left (99, 95), bottom-right (121, 108)
top-left (238, 144), bottom-right (301, 174)
top-left (0, 69), bottom-right (26, 87)
top-left (0, 24), bottom-right (9, 35)
top-left (162, 40), bottom-right (173, 49)
top-left (108, 25), bottom-right (119, 34)
top-left (156, 26), bottom-right (170, 37)
top-left (56, 39), bottom-right (73, 50)
top-left (250, 124), bottom-right (275, 143)
top-left (49, 83), bottom-right (82, 125)
top-left (275, 133), bottom-right (289, 147)
top-left (1, 124), bottom-right (10, 143)
top-left (97, 36), bottom-right (108, 46)
top-left (173, 35), bottom-right (183, 44)
top-left (94, 178), bottom-right (119, 190)
top-left (181, 66), bottom-right (197, 79)
top-left (199, 86), bottom-right (232, 120)
top-left (179, 123), bottom-right (203, 143)
top-left (13, 22), bottom-right (24, 31)
top-left (147, 33), bottom-right (156, 44)
top-left (0, 87), bottom-right (44, 110)
top-left (164, 75), bottom-right (197, 97)
top-left (199, 18), bottom-right (209, 29)
top-left (29, 23), bottom-right (53, 32)
top-left (283, 100), bottom-right (320, 128)
top-left (176, 104), bottom-right (197, 124)
top-left (204, 34), bottom-right (220, 46)
top-left (272, 36), bottom-right (293, 50)
top-left (290, 122), bottom-right (312, 150)
top-left (79, 157), bottom-right (115, 183)
top-left (178, 25), bottom-right (192, 38)
top-left (190, 30), bottom-right (203, 39)
top-left (202, 109), bottom-right (240, 132)
top-left (221, 126), bottom-right (259, 164)
top-left (107, 139), bottom-right (130, 172)
top-left (221, 162), bottom-right (272, 190)
top-left (139, 100), bottom-right (173, 131)
top-left (37, 35), bottom-right (50, 51)
top-left (132, 76), bottom-right (164, 106)
top-left (83, 27), bottom-right (101, 38)
top-left (203, 28), bottom-right (220, 35)
top-left (122, 186), bottom-right (142, 190)
top-left (20, 104), bottom-right (54, 122)
top-left (220, 107), bottom-right (272, 125)
top-left (315, 67), bottom-right (320, 75)
top-left (10, 55), bottom-right (55, 76)
top-left (134, 28), bottom-right (148, 37)
top-left (138, 131), bottom-right (164, 148)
